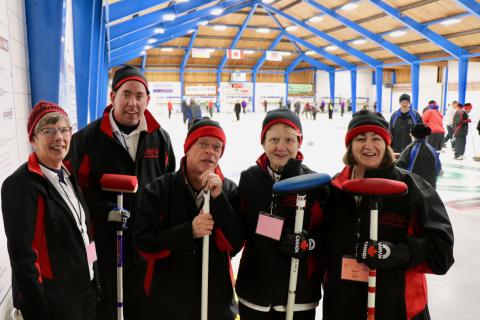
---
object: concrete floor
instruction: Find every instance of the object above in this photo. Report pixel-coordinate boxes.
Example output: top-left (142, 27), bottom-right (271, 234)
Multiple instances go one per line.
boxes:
top-left (154, 108), bottom-right (480, 320)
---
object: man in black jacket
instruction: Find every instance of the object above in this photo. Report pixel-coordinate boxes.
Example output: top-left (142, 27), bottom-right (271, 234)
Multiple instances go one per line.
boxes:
top-left (452, 102), bottom-right (470, 160)
top-left (68, 65), bottom-right (176, 320)
top-left (389, 93), bottom-right (423, 153)
top-left (134, 118), bottom-right (243, 320)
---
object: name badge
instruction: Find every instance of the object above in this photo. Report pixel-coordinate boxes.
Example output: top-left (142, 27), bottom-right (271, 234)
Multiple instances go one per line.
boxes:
top-left (341, 256), bottom-right (368, 282)
top-left (87, 242), bottom-right (97, 265)
top-left (255, 212), bottom-right (284, 241)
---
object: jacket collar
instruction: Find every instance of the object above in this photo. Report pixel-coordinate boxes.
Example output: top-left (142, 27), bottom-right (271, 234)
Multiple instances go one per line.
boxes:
top-left (100, 104), bottom-right (161, 137)
top-left (255, 151), bottom-right (304, 173)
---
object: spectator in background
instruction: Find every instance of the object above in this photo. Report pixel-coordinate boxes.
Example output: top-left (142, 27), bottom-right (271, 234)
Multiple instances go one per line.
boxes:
top-left (397, 123), bottom-right (442, 188)
top-left (328, 101), bottom-right (334, 119)
top-left (320, 99), bottom-right (325, 113)
top-left (167, 100), bottom-right (173, 119)
top-left (389, 93), bottom-right (423, 154)
top-left (453, 102), bottom-right (470, 160)
top-left (181, 97), bottom-right (189, 124)
top-left (443, 101), bottom-right (457, 149)
top-left (188, 98), bottom-right (203, 129)
top-left (312, 104), bottom-right (318, 120)
top-left (234, 100), bottom-right (242, 121)
top-left (278, 98), bottom-right (283, 108)
top-left (340, 99), bottom-right (345, 117)
top-left (422, 100), bottom-right (445, 151)
top-left (242, 99), bottom-right (247, 114)
top-left (263, 99), bottom-right (268, 113)
top-left (294, 100), bottom-right (301, 116)
top-left (208, 99), bottom-right (214, 118)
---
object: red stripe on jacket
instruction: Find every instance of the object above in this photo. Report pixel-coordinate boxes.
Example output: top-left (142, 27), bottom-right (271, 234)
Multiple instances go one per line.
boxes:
top-left (32, 195), bottom-right (53, 281)
top-left (138, 249), bottom-right (171, 296)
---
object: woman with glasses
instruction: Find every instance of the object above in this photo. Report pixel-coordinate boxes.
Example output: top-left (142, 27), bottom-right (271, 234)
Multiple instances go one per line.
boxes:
top-left (1, 101), bottom-right (97, 320)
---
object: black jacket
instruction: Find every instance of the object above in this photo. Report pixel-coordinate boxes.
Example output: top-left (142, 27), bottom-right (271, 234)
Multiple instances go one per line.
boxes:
top-left (1, 153), bottom-right (95, 320)
top-left (235, 153), bottom-right (328, 307)
top-left (133, 162), bottom-right (243, 320)
top-left (453, 109), bottom-right (469, 137)
top-left (396, 139), bottom-right (441, 188)
top-left (389, 109), bottom-right (423, 153)
top-left (323, 165), bottom-right (454, 320)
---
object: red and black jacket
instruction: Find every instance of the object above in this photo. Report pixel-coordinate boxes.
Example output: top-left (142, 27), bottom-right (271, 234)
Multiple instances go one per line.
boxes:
top-left (133, 160), bottom-right (243, 320)
top-left (67, 105), bottom-right (176, 269)
top-left (323, 165), bottom-right (454, 320)
top-left (235, 154), bottom-right (328, 307)
top-left (453, 108), bottom-right (470, 137)
top-left (1, 153), bottom-right (94, 320)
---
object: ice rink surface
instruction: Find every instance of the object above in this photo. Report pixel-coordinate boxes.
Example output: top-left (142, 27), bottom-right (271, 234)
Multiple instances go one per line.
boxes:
top-left (152, 108), bottom-right (480, 320)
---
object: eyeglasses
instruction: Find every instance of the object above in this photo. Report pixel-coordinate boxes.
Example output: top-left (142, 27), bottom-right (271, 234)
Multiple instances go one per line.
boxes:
top-left (39, 126), bottom-right (72, 138)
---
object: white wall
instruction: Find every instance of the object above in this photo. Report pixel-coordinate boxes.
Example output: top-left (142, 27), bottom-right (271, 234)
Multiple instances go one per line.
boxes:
top-left (0, 0), bottom-right (31, 317)
top-left (315, 69), bottom-right (372, 103)
top-left (446, 61), bottom-right (480, 118)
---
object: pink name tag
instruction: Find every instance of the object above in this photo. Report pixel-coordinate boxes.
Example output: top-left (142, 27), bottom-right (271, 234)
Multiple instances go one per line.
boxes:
top-left (341, 256), bottom-right (368, 282)
top-left (87, 242), bottom-right (97, 265)
top-left (255, 212), bottom-right (284, 241)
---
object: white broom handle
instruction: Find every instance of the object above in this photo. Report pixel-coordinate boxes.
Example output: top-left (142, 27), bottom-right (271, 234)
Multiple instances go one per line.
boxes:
top-left (201, 190), bottom-right (210, 320)
top-left (286, 194), bottom-right (306, 320)
top-left (117, 193), bottom-right (124, 320)
top-left (367, 205), bottom-right (379, 320)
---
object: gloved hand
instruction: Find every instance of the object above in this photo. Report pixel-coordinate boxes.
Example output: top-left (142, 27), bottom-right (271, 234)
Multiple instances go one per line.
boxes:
top-left (278, 230), bottom-right (315, 259)
top-left (108, 208), bottom-right (131, 230)
top-left (356, 240), bottom-right (410, 269)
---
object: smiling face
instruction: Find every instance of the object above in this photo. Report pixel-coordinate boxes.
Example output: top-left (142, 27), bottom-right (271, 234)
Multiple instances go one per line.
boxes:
top-left (351, 132), bottom-right (386, 171)
top-left (186, 137), bottom-right (223, 177)
top-left (262, 123), bottom-right (300, 172)
top-left (32, 116), bottom-right (71, 169)
top-left (110, 80), bottom-right (150, 126)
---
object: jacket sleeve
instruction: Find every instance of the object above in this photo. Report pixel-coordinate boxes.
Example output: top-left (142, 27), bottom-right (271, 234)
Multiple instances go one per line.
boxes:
top-left (210, 180), bottom-right (244, 254)
top-left (1, 176), bottom-right (51, 320)
top-left (404, 174), bottom-right (454, 275)
top-left (133, 179), bottom-right (194, 253)
top-left (396, 148), bottom-right (411, 170)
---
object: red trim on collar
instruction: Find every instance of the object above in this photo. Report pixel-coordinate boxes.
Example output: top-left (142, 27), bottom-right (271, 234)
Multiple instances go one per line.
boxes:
top-left (255, 151), bottom-right (304, 172)
top-left (331, 166), bottom-right (353, 189)
top-left (99, 105), bottom-right (160, 136)
top-left (27, 153), bottom-right (46, 178)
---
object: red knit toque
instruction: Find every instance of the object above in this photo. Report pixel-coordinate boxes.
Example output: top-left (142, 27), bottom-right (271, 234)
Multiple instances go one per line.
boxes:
top-left (27, 101), bottom-right (68, 142)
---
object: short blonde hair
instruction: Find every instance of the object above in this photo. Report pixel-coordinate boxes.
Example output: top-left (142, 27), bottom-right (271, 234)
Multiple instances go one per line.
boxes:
top-left (33, 112), bottom-right (70, 138)
top-left (261, 123), bottom-right (302, 145)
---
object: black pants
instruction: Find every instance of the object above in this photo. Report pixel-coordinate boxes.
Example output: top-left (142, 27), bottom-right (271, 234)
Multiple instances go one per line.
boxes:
top-left (428, 133), bottom-right (444, 151)
top-left (168, 110), bottom-right (172, 119)
top-left (443, 125), bottom-right (453, 146)
top-left (235, 110), bottom-right (241, 121)
top-left (239, 303), bottom-right (315, 320)
top-left (454, 135), bottom-right (467, 157)
top-left (328, 110), bottom-right (333, 119)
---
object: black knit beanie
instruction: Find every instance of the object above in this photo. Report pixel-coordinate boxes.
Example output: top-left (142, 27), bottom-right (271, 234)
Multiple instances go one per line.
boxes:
top-left (261, 108), bottom-right (303, 145)
top-left (410, 123), bottom-right (431, 139)
top-left (184, 117), bottom-right (226, 156)
top-left (399, 93), bottom-right (411, 103)
top-left (112, 65), bottom-right (150, 95)
top-left (345, 110), bottom-right (391, 146)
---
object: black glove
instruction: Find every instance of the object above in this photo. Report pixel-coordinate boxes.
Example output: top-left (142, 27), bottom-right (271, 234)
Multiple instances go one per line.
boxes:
top-left (356, 240), bottom-right (410, 269)
top-left (278, 230), bottom-right (315, 259)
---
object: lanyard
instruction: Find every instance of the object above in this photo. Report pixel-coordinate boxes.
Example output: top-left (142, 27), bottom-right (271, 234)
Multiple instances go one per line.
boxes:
top-left (59, 179), bottom-right (85, 235)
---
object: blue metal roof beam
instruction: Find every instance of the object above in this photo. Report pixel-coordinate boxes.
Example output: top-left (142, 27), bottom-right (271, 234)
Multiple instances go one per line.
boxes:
top-left (110, 1), bottom-right (254, 64)
top-left (261, 2), bottom-right (380, 67)
top-left (453, 0), bottom-right (480, 20)
top-left (301, 55), bottom-right (334, 72)
top-left (218, 4), bottom-right (258, 72)
top-left (369, 0), bottom-right (467, 58)
top-left (108, 0), bottom-right (170, 22)
top-left (253, 32), bottom-right (284, 73)
top-left (110, 0), bottom-right (217, 40)
top-left (180, 30), bottom-right (198, 71)
top-left (304, 0), bottom-right (417, 63)
top-left (286, 54), bottom-right (304, 73)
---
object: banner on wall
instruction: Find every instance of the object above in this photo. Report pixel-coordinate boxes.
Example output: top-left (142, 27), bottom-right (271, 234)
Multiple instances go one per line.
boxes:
top-left (192, 48), bottom-right (211, 58)
top-left (266, 51), bottom-right (282, 62)
top-left (288, 84), bottom-right (313, 94)
top-left (221, 82), bottom-right (253, 96)
top-left (231, 72), bottom-right (246, 82)
top-left (185, 85), bottom-right (216, 96)
top-left (227, 49), bottom-right (244, 60)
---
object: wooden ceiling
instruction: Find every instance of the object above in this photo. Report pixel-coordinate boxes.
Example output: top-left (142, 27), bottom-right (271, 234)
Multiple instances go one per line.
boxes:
top-left (107, 0), bottom-right (480, 72)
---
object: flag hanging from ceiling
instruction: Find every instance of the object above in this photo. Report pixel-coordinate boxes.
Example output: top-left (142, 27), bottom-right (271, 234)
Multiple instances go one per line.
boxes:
top-left (192, 48), bottom-right (211, 58)
top-left (227, 49), bottom-right (244, 60)
top-left (266, 51), bottom-right (282, 61)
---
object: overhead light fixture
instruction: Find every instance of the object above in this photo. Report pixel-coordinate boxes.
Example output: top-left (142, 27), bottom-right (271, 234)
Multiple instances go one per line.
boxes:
top-left (199, 20), bottom-right (209, 26)
top-left (213, 25), bottom-right (227, 31)
top-left (147, 38), bottom-right (156, 44)
top-left (144, 45), bottom-right (153, 50)
top-left (279, 51), bottom-right (292, 56)
top-left (341, 3), bottom-right (359, 11)
top-left (256, 28), bottom-right (270, 33)
top-left (286, 25), bottom-right (298, 32)
top-left (140, 50), bottom-right (146, 55)
top-left (187, 29), bottom-right (195, 34)
top-left (163, 13), bottom-right (176, 21)
top-left (154, 27), bottom-right (165, 34)
top-left (325, 45), bottom-right (338, 51)
top-left (243, 50), bottom-right (255, 54)
top-left (389, 30), bottom-right (406, 37)
top-left (353, 39), bottom-right (367, 45)
top-left (305, 51), bottom-right (315, 55)
top-left (211, 8), bottom-right (223, 15)
top-left (161, 47), bottom-right (173, 52)
top-left (441, 18), bottom-right (461, 26)
top-left (308, 15), bottom-right (323, 23)
top-left (176, 0), bottom-right (189, 3)
top-left (261, 0), bottom-right (275, 3)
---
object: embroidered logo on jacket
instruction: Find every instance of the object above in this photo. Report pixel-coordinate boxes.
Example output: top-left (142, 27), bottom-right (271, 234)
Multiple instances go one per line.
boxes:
top-left (144, 148), bottom-right (159, 159)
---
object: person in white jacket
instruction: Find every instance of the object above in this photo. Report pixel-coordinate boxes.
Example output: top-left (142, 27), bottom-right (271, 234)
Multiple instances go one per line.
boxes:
top-left (443, 101), bottom-right (457, 148)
